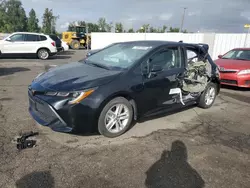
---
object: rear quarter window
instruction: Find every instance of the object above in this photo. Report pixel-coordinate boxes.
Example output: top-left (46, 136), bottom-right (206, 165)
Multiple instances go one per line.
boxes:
top-left (40, 35), bottom-right (47, 41)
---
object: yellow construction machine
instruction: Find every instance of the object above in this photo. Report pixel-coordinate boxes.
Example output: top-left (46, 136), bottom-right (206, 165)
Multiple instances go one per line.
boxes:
top-left (61, 26), bottom-right (91, 50)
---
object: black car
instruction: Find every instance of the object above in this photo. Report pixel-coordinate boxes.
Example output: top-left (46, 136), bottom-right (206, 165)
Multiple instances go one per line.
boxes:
top-left (28, 41), bottom-right (220, 138)
top-left (49, 34), bottom-right (62, 52)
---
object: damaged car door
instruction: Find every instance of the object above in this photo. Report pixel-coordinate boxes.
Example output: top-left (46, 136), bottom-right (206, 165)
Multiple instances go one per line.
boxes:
top-left (140, 45), bottom-right (185, 115)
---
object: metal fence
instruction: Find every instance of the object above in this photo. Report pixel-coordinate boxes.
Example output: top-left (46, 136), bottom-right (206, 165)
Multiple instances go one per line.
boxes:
top-left (91, 32), bottom-right (250, 60)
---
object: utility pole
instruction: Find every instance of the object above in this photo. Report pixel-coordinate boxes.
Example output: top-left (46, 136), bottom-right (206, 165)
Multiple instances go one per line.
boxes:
top-left (244, 24), bottom-right (250, 47)
top-left (180, 7), bottom-right (187, 33)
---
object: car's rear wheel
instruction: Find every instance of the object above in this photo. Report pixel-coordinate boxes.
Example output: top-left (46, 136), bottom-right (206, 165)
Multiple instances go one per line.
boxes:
top-left (37, 49), bottom-right (49, 60)
top-left (197, 82), bottom-right (217, 109)
top-left (98, 97), bottom-right (133, 138)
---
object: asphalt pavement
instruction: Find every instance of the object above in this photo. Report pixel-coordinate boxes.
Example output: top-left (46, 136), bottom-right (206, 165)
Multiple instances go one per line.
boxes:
top-left (0, 50), bottom-right (250, 188)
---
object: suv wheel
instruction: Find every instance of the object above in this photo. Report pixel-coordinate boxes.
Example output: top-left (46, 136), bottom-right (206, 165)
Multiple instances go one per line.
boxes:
top-left (37, 49), bottom-right (49, 60)
top-left (197, 82), bottom-right (217, 109)
top-left (98, 97), bottom-right (133, 138)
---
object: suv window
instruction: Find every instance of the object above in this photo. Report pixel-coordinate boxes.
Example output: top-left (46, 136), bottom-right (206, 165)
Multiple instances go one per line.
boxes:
top-left (150, 47), bottom-right (182, 70)
top-left (25, 34), bottom-right (40, 41)
top-left (9, 34), bottom-right (25, 42)
top-left (40, 35), bottom-right (47, 41)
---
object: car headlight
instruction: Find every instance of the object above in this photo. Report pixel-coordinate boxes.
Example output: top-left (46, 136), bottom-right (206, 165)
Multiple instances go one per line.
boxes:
top-left (45, 88), bottom-right (96, 104)
top-left (238, 69), bottom-right (250, 75)
top-left (68, 90), bottom-right (95, 104)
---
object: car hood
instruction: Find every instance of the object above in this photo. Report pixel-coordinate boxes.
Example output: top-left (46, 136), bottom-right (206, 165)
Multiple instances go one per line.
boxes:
top-left (214, 59), bottom-right (250, 70)
top-left (32, 62), bottom-right (122, 91)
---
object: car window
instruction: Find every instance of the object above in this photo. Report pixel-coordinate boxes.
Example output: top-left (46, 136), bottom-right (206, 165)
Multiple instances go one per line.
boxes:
top-left (150, 47), bottom-right (182, 70)
top-left (25, 34), bottom-right (40, 41)
top-left (222, 50), bottom-right (250, 60)
top-left (9, 34), bottom-right (25, 42)
top-left (40, 35), bottom-right (47, 41)
top-left (187, 49), bottom-right (198, 62)
top-left (85, 43), bottom-right (153, 70)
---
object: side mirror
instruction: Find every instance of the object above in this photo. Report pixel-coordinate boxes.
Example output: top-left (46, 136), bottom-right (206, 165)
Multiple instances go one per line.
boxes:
top-left (218, 55), bottom-right (222, 59)
top-left (5, 38), bottom-right (11, 42)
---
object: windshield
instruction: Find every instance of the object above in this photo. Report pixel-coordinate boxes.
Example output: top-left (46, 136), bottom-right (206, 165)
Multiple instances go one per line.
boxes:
top-left (222, 50), bottom-right (250, 61)
top-left (84, 43), bottom-right (153, 70)
top-left (76, 27), bottom-right (86, 34)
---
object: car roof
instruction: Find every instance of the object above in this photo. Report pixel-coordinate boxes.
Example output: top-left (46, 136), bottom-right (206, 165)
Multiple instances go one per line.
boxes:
top-left (116, 40), bottom-right (206, 48)
top-left (232, 48), bottom-right (250, 50)
top-left (12, 32), bottom-right (45, 35)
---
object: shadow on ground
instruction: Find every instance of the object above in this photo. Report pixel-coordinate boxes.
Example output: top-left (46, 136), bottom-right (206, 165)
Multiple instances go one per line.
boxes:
top-left (0, 67), bottom-right (30, 77)
top-left (15, 171), bottom-right (55, 188)
top-left (57, 50), bottom-right (76, 55)
top-left (145, 140), bottom-right (205, 188)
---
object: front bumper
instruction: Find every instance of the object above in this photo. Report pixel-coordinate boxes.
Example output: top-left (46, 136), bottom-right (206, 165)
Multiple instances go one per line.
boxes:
top-left (220, 73), bottom-right (250, 88)
top-left (28, 92), bottom-right (73, 132)
top-left (28, 90), bottom-right (96, 134)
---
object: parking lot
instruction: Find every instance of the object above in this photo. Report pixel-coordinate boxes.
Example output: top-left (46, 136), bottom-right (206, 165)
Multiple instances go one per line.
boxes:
top-left (1, 50), bottom-right (250, 188)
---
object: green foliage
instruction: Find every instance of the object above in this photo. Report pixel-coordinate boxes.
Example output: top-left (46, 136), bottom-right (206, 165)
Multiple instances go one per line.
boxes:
top-left (27, 8), bottom-right (39, 32)
top-left (42, 8), bottom-right (58, 34)
top-left (86, 22), bottom-right (99, 33)
top-left (0, 0), bottom-right (27, 33)
top-left (128, 28), bottom-right (134, 33)
top-left (169, 27), bottom-right (180, 32)
top-left (115, 22), bottom-right (123, 33)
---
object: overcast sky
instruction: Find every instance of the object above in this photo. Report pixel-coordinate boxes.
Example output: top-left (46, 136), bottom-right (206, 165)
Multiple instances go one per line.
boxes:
top-left (21, 0), bottom-right (250, 33)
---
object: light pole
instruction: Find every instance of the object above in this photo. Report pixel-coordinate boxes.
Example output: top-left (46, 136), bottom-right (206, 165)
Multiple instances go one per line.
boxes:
top-left (244, 24), bottom-right (250, 47)
top-left (180, 7), bottom-right (187, 33)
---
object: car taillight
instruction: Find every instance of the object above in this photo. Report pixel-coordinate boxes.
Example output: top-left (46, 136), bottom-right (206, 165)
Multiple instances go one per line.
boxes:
top-left (51, 42), bottom-right (55, 46)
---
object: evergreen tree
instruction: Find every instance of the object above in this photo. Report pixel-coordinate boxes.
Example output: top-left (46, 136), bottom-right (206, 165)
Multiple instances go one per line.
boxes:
top-left (27, 8), bottom-right (39, 32)
top-left (0, 0), bottom-right (27, 32)
top-left (42, 8), bottom-right (58, 34)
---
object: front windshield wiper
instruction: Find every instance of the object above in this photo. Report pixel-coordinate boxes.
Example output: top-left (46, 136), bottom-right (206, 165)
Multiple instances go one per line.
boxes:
top-left (90, 62), bottom-right (110, 70)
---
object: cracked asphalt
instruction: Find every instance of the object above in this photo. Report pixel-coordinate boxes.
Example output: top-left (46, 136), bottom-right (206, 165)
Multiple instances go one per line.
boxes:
top-left (0, 50), bottom-right (250, 188)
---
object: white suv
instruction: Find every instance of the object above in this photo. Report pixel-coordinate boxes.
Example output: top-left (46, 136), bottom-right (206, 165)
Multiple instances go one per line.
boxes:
top-left (0, 32), bottom-right (58, 60)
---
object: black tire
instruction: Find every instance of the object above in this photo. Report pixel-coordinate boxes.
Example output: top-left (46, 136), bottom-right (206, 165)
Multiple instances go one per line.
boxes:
top-left (70, 40), bottom-right (80, 50)
top-left (37, 48), bottom-right (49, 60)
top-left (98, 97), bottom-right (133, 138)
top-left (197, 82), bottom-right (217, 109)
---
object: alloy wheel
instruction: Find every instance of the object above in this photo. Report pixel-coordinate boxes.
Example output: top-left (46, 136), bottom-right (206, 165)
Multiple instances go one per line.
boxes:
top-left (205, 87), bottom-right (215, 106)
top-left (104, 104), bottom-right (130, 134)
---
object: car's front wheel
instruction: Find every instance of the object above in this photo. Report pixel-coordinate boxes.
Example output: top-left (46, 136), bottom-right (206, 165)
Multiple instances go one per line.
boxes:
top-left (197, 82), bottom-right (217, 109)
top-left (98, 97), bottom-right (133, 138)
top-left (37, 49), bottom-right (49, 60)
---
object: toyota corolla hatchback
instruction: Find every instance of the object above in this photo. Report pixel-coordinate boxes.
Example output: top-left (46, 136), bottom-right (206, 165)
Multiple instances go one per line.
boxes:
top-left (28, 41), bottom-right (220, 138)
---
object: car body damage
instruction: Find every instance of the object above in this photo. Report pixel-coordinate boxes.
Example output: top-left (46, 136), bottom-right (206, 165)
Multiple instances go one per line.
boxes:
top-left (182, 59), bottom-right (212, 93)
top-left (172, 45), bottom-right (214, 106)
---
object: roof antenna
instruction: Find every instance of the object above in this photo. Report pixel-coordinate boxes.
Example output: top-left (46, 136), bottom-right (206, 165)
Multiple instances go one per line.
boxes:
top-left (179, 40), bottom-right (183, 43)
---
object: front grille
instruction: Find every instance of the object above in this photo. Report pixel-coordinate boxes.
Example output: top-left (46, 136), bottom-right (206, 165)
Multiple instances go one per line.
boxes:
top-left (221, 79), bottom-right (237, 85)
top-left (29, 95), bottom-right (57, 124)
